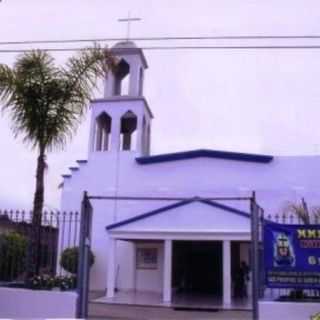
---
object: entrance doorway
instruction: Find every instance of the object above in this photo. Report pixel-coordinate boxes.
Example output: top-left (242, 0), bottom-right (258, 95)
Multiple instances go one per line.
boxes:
top-left (231, 241), bottom-right (251, 299)
top-left (172, 241), bottom-right (222, 295)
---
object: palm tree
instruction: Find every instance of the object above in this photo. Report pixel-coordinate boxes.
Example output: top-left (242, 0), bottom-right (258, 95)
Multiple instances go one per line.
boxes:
top-left (284, 198), bottom-right (320, 225)
top-left (283, 198), bottom-right (311, 224)
top-left (0, 47), bottom-right (115, 277)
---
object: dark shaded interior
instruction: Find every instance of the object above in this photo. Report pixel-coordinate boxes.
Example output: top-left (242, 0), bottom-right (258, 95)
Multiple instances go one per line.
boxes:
top-left (172, 241), bottom-right (222, 295)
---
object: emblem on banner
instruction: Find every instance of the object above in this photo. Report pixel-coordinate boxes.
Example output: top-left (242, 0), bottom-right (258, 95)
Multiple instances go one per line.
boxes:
top-left (273, 232), bottom-right (295, 267)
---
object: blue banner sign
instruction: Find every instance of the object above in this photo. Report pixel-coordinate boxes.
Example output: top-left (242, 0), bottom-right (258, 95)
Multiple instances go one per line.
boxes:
top-left (264, 222), bottom-right (320, 288)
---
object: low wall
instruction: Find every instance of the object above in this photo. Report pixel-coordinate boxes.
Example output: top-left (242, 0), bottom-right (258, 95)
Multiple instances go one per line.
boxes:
top-left (259, 300), bottom-right (320, 320)
top-left (0, 287), bottom-right (77, 318)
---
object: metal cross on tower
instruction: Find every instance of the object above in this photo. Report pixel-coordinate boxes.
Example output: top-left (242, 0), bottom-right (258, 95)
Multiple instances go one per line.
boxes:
top-left (118, 12), bottom-right (141, 40)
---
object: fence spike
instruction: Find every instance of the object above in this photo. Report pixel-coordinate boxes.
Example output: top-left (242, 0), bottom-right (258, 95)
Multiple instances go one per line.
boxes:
top-left (289, 214), bottom-right (294, 224)
top-left (14, 210), bottom-right (20, 223)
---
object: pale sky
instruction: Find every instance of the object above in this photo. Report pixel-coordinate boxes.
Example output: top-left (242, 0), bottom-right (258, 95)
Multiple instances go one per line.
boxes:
top-left (0, 0), bottom-right (320, 209)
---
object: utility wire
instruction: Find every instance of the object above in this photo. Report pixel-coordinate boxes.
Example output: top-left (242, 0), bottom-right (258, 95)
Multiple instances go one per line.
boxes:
top-left (2, 45), bottom-right (320, 53)
top-left (1, 34), bottom-right (320, 46)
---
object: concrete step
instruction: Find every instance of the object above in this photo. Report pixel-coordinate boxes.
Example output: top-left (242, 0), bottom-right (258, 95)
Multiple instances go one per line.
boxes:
top-left (89, 302), bottom-right (252, 320)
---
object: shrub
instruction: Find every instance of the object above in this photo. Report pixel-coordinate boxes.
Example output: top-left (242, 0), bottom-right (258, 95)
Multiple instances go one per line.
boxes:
top-left (28, 274), bottom-right (77, 291)
top-left (0, 232), bottom-right (27, 281)
top-left (60, 247), bottom-right (94, 275)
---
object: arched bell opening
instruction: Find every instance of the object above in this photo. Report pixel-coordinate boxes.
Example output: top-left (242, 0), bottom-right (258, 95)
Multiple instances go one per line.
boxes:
top-left (114, 59), bottom-right (130, 96)
top-left (120, 111), bottom-right (137, 151)
top-left (95, 112), bottom-right (112, 151)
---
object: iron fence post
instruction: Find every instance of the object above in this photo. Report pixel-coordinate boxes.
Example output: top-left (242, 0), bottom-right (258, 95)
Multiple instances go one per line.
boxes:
top-left (77, 191), bottom-right (92, 319)
top-left (251, 191), bottom-right (259, 320)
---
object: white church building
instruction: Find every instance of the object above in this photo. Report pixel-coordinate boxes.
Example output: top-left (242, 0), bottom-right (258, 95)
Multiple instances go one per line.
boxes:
top-left (60, 41), bottom-right (320, 309)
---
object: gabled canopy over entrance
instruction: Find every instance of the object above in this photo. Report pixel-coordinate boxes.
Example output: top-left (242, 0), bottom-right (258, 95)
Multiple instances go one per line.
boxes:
top-left (106, 198), bottom-right (251, 240)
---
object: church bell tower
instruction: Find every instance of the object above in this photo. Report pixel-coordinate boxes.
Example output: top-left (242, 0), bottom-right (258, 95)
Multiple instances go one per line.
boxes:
top-left (88, 41), bottom-right (152, 157)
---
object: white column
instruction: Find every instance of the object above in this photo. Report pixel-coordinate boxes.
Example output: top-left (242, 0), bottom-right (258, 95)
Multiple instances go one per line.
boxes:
top-left (131, 242), bottom-right (137, 291)
top-left (129, 63), bottom-right (139, 96)
top-left (111, 116), bottom-right (121, 152)
top-left (163, 239), bottom-right (172, 303)
top-left (107, 238), bottom-right (116, 298)
top-left (223, 240), bottom-right (232, 308)
top-left (136, 111), bottom-right (143, 155)
top-left (104, 71), bottom-right (116, 97)
top-left (88, 109), bottom-right (97, 153)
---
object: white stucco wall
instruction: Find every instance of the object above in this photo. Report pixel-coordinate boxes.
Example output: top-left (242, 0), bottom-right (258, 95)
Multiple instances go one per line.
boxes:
top-left (0, 288), bottom-right (77, 318)
top-left (259, 301), bottom-right (320, 320)
top-left (135, 242), bottom-right (164, 293)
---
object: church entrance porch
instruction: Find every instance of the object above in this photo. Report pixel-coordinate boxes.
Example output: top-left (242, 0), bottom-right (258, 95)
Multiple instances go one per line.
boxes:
top-left (105, 238), bottom-right (251, 310)
top-left (105, 197), bottom-right (253, 310)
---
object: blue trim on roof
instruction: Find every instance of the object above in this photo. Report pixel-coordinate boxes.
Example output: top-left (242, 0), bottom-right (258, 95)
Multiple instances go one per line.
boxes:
top-left (200, 200), bottom-right (250, 219)
top-left (106, 199), bottom-right (194, 230)
top-left (76, 160), bottom-right (88, 164)
top-left (106, 198), bottom-right (250, 231)
top-left (69, 167), bottom-right (79, 171)
top-left (62, 174), bottom-right (71, 178)
top-left (136, 149), bottom-right (273, 165)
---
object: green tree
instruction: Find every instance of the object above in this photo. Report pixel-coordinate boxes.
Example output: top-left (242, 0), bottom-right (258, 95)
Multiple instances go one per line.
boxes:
top-left (60, 246), bottom-right (95, 275)
top-left (0, 47), bottom-right (115, 277)
top-left (0, 232), bottom-right (28, 281)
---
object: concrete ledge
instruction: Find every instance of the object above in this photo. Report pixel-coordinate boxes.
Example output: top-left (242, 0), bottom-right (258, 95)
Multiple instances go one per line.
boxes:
top-left (0, 287), bottom-right (77, 318)
top-left (259, 300), bottom-right (320, 320)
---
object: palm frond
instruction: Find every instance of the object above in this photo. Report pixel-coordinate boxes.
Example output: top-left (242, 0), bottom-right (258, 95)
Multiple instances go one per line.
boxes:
top-left (0, 64), bottom-right (16, 106)
top-left (283, 200), bottom-right (310, 224)
top-left (311, 206), bottom-right (320, 218)
top-left (63, 46), bottom-right (113, 112)
top-left (40, 45), bottom-right (115, 150)
top-left (0, 51), bottom-right (64, 149)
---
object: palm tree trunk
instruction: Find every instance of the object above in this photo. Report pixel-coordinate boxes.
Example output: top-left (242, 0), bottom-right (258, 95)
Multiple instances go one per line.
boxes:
top-left (26, 147), bottom-right (46, 279)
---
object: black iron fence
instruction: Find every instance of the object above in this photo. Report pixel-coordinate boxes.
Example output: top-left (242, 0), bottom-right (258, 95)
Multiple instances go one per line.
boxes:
top-left (265, 212), bottom-right (320, 225)
top-left (0, 192), bottom-right (93, 319)
top-left (0, 209), bottom-right (80, 284)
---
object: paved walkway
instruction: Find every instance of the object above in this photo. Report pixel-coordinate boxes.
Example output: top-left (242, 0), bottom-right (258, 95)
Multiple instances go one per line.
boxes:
top-left (89, 303), bottom-right (252, 320)
top-left (94, 291), bottom-right (250, 310)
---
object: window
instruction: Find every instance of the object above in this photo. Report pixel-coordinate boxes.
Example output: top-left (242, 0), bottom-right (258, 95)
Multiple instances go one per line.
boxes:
top-left (136, 248), bottom-right (158, 269)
